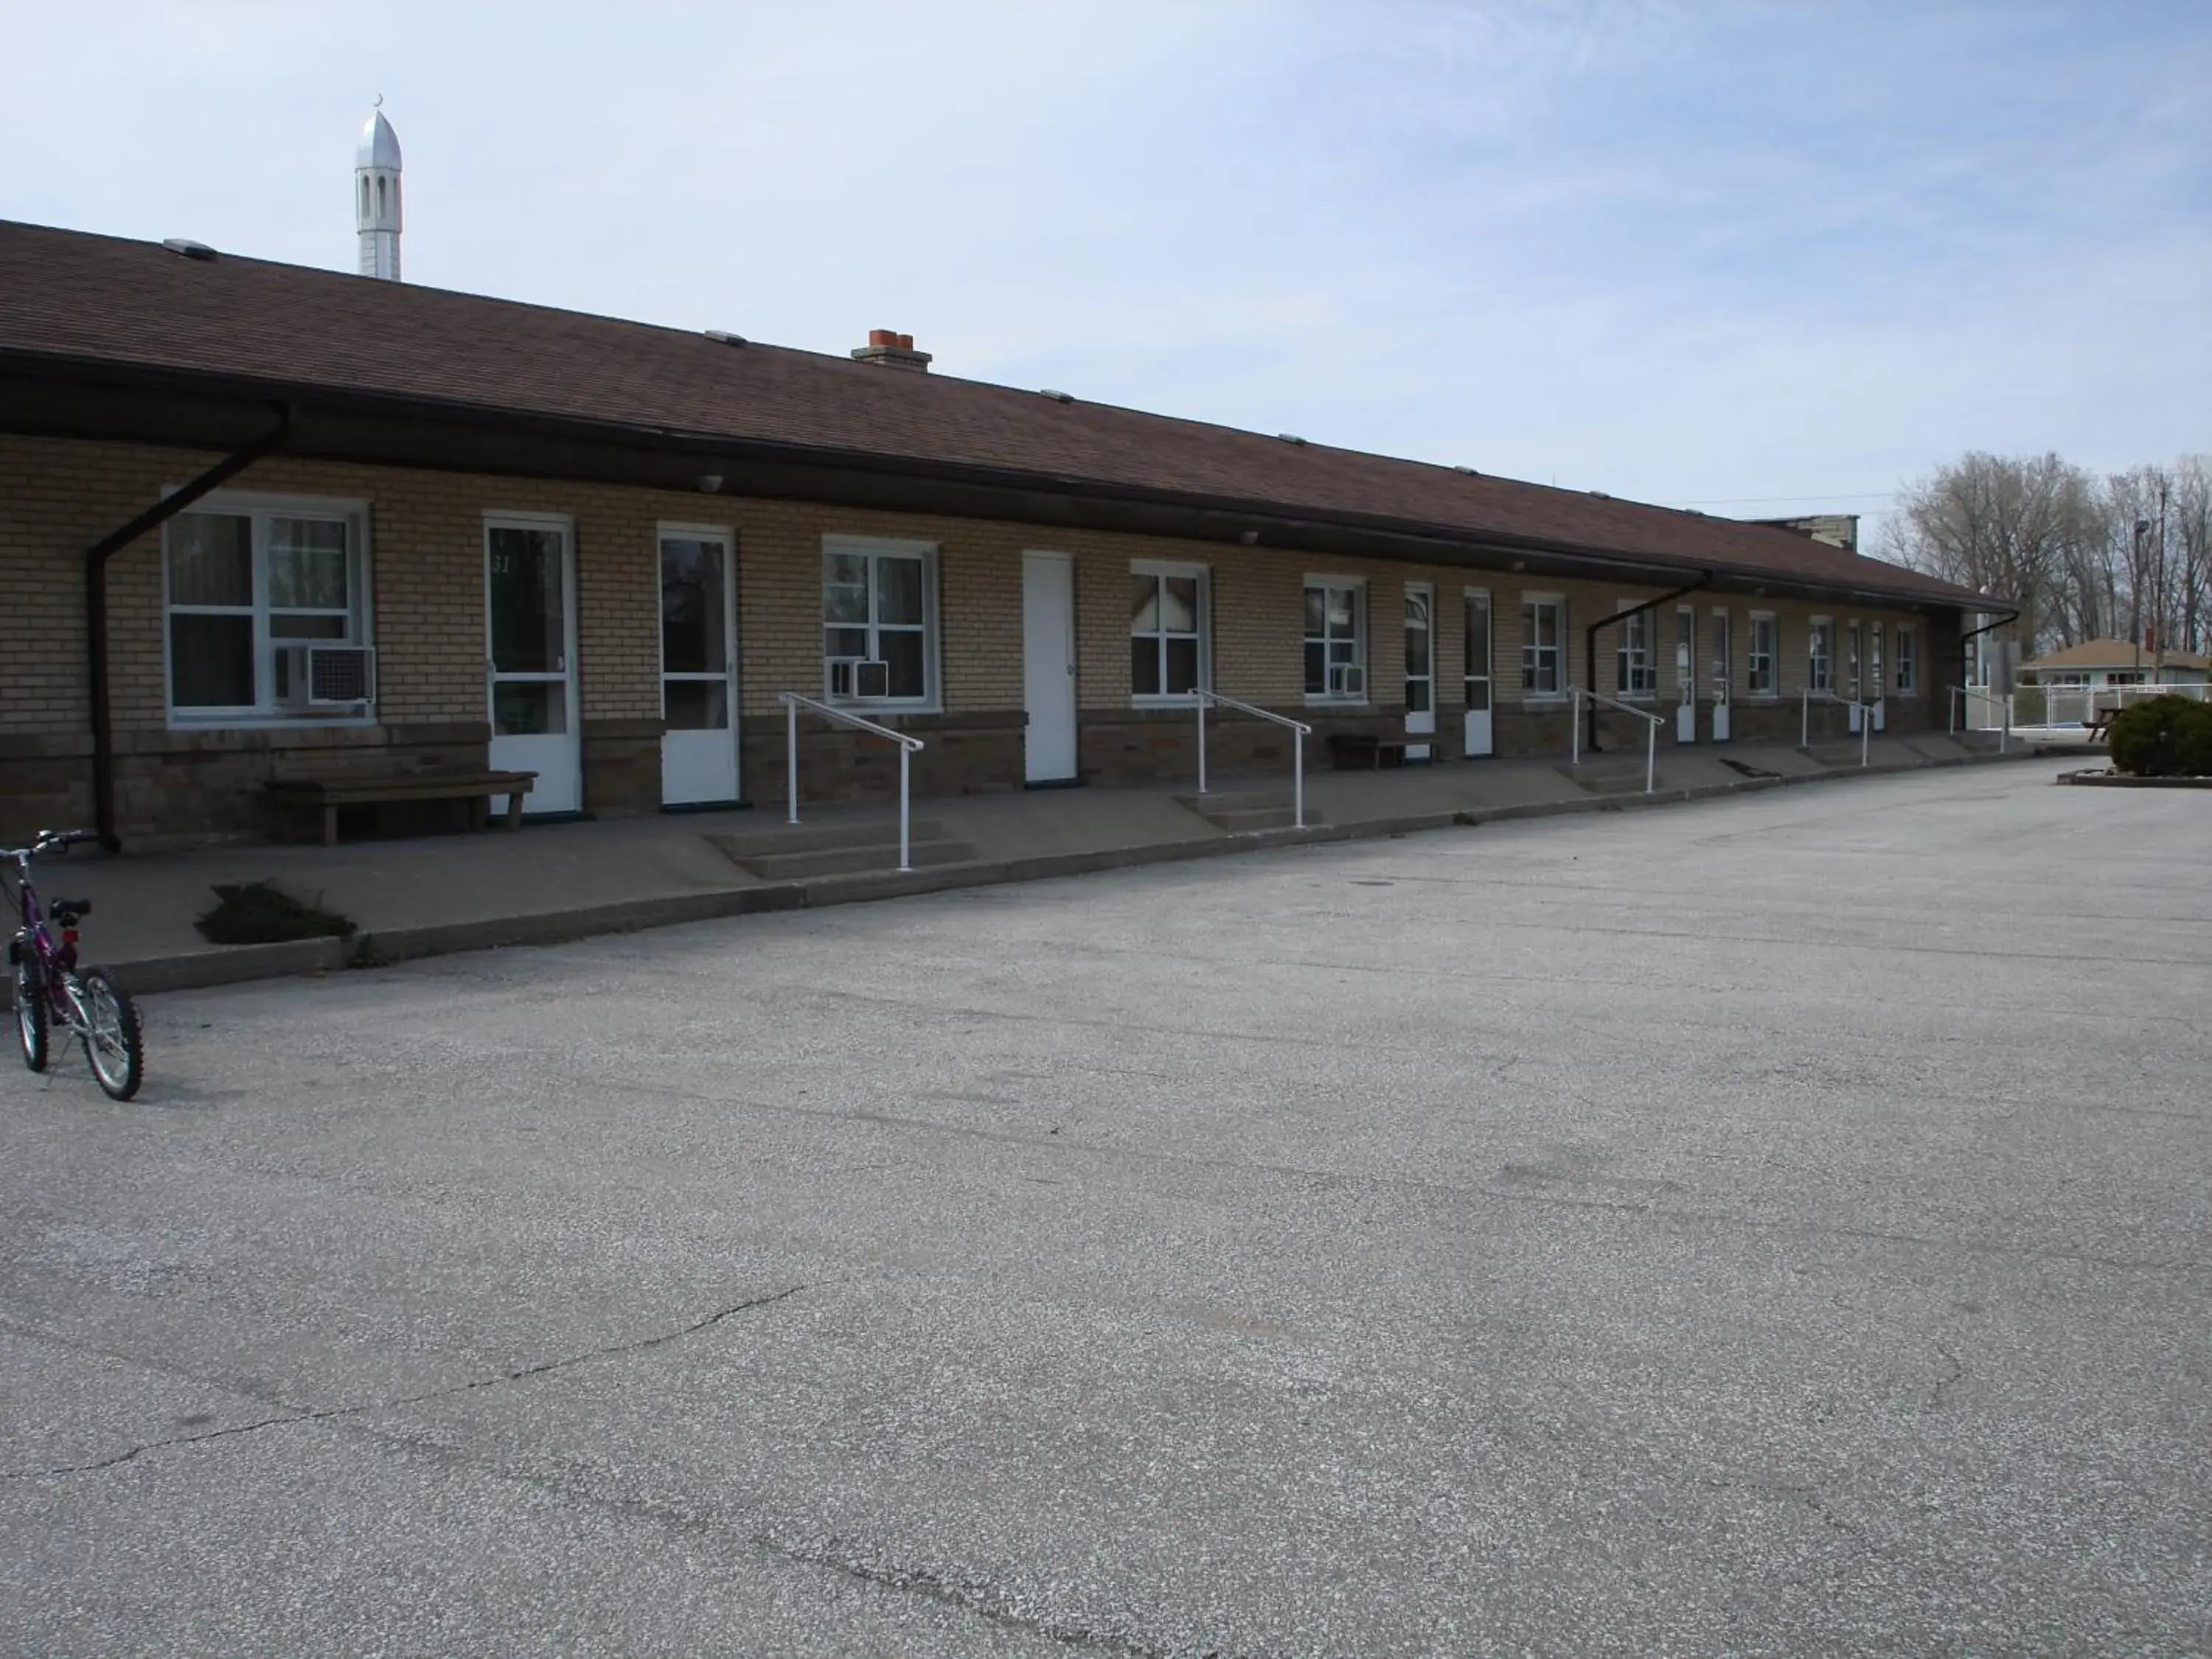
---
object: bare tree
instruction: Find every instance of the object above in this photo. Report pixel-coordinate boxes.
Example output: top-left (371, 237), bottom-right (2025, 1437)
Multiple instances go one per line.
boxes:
top-left (2169, 456), bottom-right (2211, 655)
top-left (1882, 452), bottom-right (2101, 654)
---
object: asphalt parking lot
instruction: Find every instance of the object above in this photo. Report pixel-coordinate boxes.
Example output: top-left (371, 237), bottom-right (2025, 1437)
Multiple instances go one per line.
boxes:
top-left (3, 758), bottom-right (2206, 1657)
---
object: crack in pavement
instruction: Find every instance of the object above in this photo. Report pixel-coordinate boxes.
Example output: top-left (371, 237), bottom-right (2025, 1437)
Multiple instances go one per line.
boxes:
top-left (2, 1281), bottom-right (817, 1481)
top-left (8, 1335), bottom-right (1212, 1659)
top-left (773, 1532), bottom-right (1180, 1658)
top-left (1927, 1340), bottom-right (1965, 1411)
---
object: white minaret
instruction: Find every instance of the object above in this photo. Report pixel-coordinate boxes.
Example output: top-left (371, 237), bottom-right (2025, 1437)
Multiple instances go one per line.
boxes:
top-left (355, 102), bottom-right (403, 280)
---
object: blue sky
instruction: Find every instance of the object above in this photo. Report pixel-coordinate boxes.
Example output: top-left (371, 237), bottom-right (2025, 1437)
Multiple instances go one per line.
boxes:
top-left (3, 1), bottom-right (2205, 542)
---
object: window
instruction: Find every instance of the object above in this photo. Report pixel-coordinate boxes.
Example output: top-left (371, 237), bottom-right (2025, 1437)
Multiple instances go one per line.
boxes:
top-left (822, 536), bottom-right (936, 706)
top-left (1895, 625), bottom-right (1917, 693)
top-left (1845, 620), bottom-right (1863, 698)
top-left (1710, 608), bottom-right (1732, 696)
top-left (2108, 670), bottom-right (2146, 686)
top-left (164, 495), bottom-right (371, 722)
top-left (1130, 563), bottom-right (1208, 700)
top-left (1809, 617), bottom-right (1834, 692)
top-left (1522, 596), bottom-right (1565, 696)
top-left (1464, 590), bottom-right (1492, 711)
top-left (1616, 603), bottom-right (1656, 695)
top-left (1747, 612), bottom-right (1777, 696)
top-left (1304, 579), bottom-right (1366, 699)
top-left (1403, 586), bottom-right (1433, 714)
top-left (1869, 623), bottom-right (1884, 700)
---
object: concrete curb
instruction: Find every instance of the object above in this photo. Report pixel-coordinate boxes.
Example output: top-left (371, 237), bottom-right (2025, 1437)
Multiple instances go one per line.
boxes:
top-left (2055, 768), bottom-right (2212, 789)
top-left (111, 745), bottom-right (2055, 995)
top-left (116, 936), bottom-right (347, 994)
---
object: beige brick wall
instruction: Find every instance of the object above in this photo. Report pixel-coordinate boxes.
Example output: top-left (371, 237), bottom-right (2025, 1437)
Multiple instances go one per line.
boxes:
top-left (0, 432), bottom-right (1952, 841)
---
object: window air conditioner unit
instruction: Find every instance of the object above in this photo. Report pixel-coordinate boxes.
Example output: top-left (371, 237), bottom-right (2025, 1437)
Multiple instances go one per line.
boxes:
top-left (1327, 661), bottom-right (1366, 699)
top-left (827, 658), bottom-right (892, 700)
top-left (276, 644), bottom-right (375, 709)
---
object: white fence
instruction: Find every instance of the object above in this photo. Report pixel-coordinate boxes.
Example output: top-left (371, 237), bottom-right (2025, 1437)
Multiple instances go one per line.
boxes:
top-left (2020, 681), bottom-right (2211, 728)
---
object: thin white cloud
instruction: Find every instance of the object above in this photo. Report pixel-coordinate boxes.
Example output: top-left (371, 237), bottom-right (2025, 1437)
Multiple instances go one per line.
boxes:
top-left (0, 0), bottom-right (2202, 543)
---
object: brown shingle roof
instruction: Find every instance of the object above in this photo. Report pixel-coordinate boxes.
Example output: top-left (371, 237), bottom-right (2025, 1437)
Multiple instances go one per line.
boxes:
top-left (2022, 638), bottom-right (2211, 672)
top-left (0, 219), bottom-right (1985, 607)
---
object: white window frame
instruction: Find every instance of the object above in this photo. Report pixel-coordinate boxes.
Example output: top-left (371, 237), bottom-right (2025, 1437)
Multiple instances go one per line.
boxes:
top-left (1522, 594), bottom-right (1566, 699)
top-left (1808, 616), bottom-right (1834, 693)
top-left (161, 489), bottom-right (375, 729)
top-left (658, 520), bottom-right (739, 720)
top-left (1894, 624), bottom-right (1917, 694)
top-left (1615, 601), bottom-right (1657, 697)
top-left (1304, 576), bottom-right (1368, 703)
top-left (1129, 559), bottom-right (1211, 705)
top-left (1746, 611), bottom-right (1778, 698)
top-left (821, 534), bottom-right (939, 711)
top-left (1710, 606), bottom-right (1733, 698)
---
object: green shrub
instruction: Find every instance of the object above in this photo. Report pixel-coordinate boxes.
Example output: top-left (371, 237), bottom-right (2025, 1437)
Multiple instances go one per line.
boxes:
top-left (2106, 695), bottom-right (2212, 778)
top-left (195, 881), bottom-right (356, 945)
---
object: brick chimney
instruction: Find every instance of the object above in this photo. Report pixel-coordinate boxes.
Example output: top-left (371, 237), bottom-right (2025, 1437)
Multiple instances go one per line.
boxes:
top-left (850, 327), bottom-right (933, 372)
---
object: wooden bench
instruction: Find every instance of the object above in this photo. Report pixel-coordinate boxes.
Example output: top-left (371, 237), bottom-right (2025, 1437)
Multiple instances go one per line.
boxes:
top-left (268, 771), bottom-right (538, 846)
top-left (1327, 733), bottom-right (1423, 770)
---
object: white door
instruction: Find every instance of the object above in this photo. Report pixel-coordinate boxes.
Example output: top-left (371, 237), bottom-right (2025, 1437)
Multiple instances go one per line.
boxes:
top-left (1869, 622), bottom-right (1887, 731)
top-left (1023, 552), bottom-right (1078, 784)
top-left (1463, 589), bottom-right (1494, 757)
top-left (1709, 607), bottom-right (1732, 742)
top-left (1404, 584), bottom-right (1435, 760)
top-left (659, 528), bottom-right (740, 807)
top-left (1846, 621), bottom-right (1865, 732)
top-left (486, 516), bottom-right (580, 815)
top-left (1674, 605), bottom-right (1697, 743)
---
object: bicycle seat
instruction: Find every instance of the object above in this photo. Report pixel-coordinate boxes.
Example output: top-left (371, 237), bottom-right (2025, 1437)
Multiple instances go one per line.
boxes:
top-left (49, 898), bottom-right (91, 922)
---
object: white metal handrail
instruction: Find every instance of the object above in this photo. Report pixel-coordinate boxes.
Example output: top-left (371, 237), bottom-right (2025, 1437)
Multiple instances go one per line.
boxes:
top-left (1193, 691), bottom-right (1314, 829)
top-left (1800, 688), bottom-right (1873, 766)
top-left (1570, 687), bottom-right (1663, 793)
top-left (1946, 684), bottom-right (2013, 752)
top-left (779, 692), bottom-right (925, 872)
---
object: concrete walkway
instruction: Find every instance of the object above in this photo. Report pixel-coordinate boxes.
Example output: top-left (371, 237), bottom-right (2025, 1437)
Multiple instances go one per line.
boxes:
top-left (37, 734), bottom-right (2065, 992)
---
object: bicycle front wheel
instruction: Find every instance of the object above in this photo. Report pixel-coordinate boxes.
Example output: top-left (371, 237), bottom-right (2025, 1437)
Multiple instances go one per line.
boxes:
top-left (77, 967), bottom-right (142, 1101)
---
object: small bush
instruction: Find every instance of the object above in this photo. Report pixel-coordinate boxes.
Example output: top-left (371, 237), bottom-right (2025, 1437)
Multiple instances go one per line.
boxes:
top-left (2106, 695), bottom-right (2212, 778)
top-left (196, 881), bottom-right (356, 945)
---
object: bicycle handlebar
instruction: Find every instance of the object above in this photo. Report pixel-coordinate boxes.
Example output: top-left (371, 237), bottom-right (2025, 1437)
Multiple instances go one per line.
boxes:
top-left (3, 829), bottom-right (99, 862)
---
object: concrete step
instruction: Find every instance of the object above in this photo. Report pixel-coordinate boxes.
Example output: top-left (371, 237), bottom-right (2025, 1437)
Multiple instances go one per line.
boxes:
top-left (740, 838), bottom-right (978, 880)
top-left (1804, 743), bottom-right (1871, 768)
top-left (710, 818), bottom-right (951, 859)
top-left (1203, 805), bottom-right (1308, 832)
top-left (1560, 763), bottom-right (1660, 796)
top-left (1177, 791), bottom-right (1324, 832)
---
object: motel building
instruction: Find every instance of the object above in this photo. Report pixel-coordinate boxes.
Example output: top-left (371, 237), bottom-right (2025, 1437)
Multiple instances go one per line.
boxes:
top-left (0, 116), bottom-right (1992, 852)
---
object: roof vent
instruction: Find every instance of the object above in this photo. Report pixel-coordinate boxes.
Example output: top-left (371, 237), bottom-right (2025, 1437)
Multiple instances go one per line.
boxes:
top-left (162, 237), bottom-right (218, 261)
top-left (1277, 433), bottom-right (1308, 446)
top-left (1587, 490), bottom-right (1611, 498)
top-left (1039, 389), bottom-right (1075, 404)
top-left (1453, 465), bottom-right (1480, 476)
top-left (703, 330), bottom-right (748, 347)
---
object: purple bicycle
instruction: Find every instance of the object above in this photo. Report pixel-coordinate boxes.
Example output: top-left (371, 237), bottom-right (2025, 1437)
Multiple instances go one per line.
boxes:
top-left (6, 829), bottom-right (142, 1101)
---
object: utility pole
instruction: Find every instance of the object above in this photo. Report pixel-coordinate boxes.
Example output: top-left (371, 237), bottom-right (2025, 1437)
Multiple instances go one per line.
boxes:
top-left (2156, 478), bottom-right (2168, 678)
